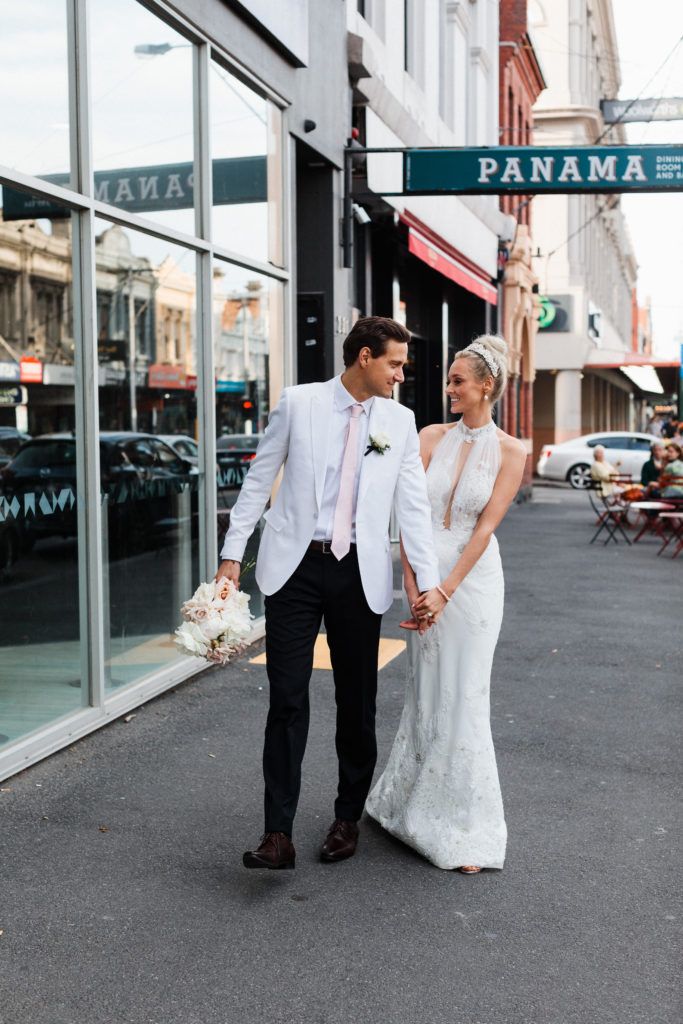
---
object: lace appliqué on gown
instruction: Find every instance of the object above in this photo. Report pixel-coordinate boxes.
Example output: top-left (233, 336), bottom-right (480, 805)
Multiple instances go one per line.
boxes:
top-left (366, 419), bottom-right (507, 870)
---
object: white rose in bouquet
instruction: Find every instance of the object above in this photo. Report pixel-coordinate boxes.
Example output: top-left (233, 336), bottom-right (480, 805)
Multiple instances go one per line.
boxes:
top-left (174, 620), bottom-right (210, 658)
top-left (175, 577), bottom-right (253, 663)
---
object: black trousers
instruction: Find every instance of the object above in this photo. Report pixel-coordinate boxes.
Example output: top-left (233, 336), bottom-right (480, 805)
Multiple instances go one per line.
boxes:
top-left (262, 546), bottom-right (382, 836)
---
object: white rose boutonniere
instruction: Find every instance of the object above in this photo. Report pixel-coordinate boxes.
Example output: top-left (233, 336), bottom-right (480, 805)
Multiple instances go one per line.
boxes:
top-left (365, 432), bottom-right (391, 456)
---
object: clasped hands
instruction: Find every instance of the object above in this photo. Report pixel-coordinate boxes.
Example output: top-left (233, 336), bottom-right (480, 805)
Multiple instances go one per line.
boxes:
top-left (406, 586), bottom-right (450, 635)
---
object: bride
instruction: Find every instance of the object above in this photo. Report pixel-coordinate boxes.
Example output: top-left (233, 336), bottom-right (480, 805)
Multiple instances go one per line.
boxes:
top-left (365, 335), bottom-right (526, 873)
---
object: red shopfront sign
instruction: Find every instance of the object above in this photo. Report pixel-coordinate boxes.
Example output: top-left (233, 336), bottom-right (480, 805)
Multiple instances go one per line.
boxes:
top-left (20, 357), bottom-right (43, 383)
top-left (407, 229), bottom-right (498, 305)
top-left (400, 211), bottom-right (498, 305)
top-left (148, 364), bottom-right (188, 389)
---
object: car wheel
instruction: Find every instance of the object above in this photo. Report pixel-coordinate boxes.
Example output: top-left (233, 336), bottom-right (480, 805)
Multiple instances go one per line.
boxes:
top-left (567, 463), bottom-right (591, 489)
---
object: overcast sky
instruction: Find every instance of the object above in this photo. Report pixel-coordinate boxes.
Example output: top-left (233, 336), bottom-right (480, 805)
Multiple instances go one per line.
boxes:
top-left (611, 1), bottom-right (683, 359)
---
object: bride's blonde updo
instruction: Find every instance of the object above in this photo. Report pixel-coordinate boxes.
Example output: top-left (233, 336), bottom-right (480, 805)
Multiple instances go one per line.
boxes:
top-left (457, 334), bottom-right (508, 404)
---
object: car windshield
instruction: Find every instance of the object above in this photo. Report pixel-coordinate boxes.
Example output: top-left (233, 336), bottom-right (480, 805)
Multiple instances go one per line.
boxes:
top-left (216, 435), bottom-right (261, 450)
top-left (0, 437), bottom-right (24, 458)
top-left (171, 439), bottom-right (197, 457)
top-left (9, 441), bottom-right (76, 469)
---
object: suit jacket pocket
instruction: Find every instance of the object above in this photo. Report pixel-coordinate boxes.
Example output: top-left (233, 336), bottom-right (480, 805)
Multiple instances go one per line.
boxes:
top-left (263, 506), bottom-right (288, 532)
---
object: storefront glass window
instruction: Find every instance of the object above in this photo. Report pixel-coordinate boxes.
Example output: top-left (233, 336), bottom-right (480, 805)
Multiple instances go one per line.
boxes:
top-left (0, 192), bottom-right (83, 748)
top-left (0, 3), bottom-right (72, 194)
top-left (214, 261), bottom-right (282, 619)
top-left (210, 60), bottom-right (282, 265)
top-left (89, 0), bottom-right (196, 236)
top-left (94, 217), bottom-right (200, 690)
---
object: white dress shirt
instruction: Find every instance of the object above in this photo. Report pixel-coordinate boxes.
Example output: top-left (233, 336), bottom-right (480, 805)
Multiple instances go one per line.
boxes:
top-left (312, 375), bottom-right (374, 543)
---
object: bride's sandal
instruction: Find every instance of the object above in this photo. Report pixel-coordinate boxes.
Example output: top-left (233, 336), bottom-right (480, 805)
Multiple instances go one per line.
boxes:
top-left (459, 866), bottom-right (482, 874)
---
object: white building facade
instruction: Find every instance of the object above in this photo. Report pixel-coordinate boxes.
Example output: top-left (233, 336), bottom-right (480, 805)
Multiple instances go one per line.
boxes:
top-left (348, 1), bottom-right (512, 426)
top-left (529, 0), bottom-right (639, 458)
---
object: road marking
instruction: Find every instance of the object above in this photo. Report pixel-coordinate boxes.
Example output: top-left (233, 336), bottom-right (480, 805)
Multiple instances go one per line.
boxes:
top-left (250, 634), bottom-right (406, 671)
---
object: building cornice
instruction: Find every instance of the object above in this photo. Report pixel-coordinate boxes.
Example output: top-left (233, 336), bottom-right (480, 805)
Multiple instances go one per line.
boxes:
top-left (445, 1), bottom-right (471, 33)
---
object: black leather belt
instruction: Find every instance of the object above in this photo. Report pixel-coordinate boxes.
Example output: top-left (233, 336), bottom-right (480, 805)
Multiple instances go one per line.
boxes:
top-left (308, 540), bottom-right (357, 554)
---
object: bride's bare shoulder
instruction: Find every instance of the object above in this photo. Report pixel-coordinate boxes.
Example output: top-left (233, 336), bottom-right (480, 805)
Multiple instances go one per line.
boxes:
top-left (496, 428), bottom-right (527, 461)
top-left (419, 422), bottom-right (450, 448)
top-left (418, 422), bottom-right (451, 465)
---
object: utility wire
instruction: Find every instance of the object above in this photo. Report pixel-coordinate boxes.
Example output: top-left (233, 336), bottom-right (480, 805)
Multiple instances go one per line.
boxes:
top-left (546, 197), bottom-right (620, 260)
top-left (593, 33), bottom-right (683, 145)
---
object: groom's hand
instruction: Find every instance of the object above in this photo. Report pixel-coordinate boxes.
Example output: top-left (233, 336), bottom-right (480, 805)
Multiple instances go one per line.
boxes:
top-left (215, 559), bottom-right (241, 589)
top-left (414, 588), bottom-right (446, 627)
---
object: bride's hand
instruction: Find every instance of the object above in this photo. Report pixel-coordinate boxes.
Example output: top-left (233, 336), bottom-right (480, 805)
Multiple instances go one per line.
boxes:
top-left (414, 586), bottom-right (449, 625)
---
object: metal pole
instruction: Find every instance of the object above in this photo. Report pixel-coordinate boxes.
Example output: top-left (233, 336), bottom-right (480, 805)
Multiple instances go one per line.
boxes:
top-left (343, 147), bottom-right (353, 270)
top-left (128, 268), bottom-right (137, 431)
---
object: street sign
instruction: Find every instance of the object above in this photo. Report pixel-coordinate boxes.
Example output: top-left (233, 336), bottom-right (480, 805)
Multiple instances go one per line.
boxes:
top-left (0, 361), bottom-right (20, 382)
top-left (601, 98), bottom-right (683, 124)
top-left (0, 386), bottom-right (27, 406)
top-left (19, 357), bottom-right (43, 383)
top-left (97, 340), bottom-right (127, 363)
top-left (1, 155), bottom-right (267, 221)
top-left (403, 145), bottom-right (683, 195)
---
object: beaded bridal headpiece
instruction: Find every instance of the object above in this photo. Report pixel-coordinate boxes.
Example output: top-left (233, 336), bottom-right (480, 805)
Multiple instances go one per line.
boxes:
top-left (462, 342), bottom-right (499, 378)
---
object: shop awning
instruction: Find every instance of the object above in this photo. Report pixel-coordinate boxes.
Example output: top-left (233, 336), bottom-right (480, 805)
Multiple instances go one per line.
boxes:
top-left (586, 353), bottom-right (680, 396)
top-left (402, 216), bottom-right (498, 306)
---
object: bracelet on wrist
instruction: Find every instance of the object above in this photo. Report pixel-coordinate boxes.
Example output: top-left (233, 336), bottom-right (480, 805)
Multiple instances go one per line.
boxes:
top-left (436, 585), bottom-right (451, 603)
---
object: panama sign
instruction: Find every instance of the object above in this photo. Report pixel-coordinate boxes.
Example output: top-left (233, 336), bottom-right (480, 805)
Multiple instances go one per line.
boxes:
top-left (2, 155), bottom-right (267, 221)
top-left (403, 145), bottom-right (683, 195)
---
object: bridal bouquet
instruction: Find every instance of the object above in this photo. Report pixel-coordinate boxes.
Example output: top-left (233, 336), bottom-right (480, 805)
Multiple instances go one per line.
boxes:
top-left (174, 578), bottom-right (253, 665)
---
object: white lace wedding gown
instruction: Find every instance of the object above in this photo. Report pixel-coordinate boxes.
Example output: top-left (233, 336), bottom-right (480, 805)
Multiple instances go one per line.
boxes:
top-left (365, 419), bottom-right (507, 869)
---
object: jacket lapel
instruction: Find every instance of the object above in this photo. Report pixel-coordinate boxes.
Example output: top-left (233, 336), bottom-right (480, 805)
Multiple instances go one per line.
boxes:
top-left (358, 399), bottom-right (385, 502)
top-left (311, 379), bottom-right (336, 510)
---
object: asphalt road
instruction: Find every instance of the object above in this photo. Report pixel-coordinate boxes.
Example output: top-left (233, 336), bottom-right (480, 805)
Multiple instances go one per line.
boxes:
top-left (1, 485), bottom-right (680, 1024)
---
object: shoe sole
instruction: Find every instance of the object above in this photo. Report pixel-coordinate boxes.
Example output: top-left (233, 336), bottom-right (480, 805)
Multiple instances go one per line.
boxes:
top-left (320, 849), bottom-right (356, 863)
top-left (242, 853), bottom-right (295, 869)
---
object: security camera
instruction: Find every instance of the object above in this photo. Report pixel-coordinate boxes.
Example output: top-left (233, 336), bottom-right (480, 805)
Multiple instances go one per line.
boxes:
top-left (353, 203), bottom-right (371, 225)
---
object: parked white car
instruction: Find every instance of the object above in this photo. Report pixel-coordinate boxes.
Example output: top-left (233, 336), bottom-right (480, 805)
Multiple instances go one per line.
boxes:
top-left (536, 431), bottom-right (658, 489)
top-left (157, 434), bottom-right (198, 467)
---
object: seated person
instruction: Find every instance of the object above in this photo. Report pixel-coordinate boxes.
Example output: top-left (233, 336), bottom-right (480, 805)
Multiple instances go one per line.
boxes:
top-left (590, 445), bottom-right (622, 498)
top-left (660, 442), bottom-right (683, 499)
top-left (641, 441), bottom-right (665, 498)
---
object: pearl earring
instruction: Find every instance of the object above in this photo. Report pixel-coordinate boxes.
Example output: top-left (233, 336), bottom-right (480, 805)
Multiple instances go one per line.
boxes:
top-left (484, 394), bottom-right (489, 400)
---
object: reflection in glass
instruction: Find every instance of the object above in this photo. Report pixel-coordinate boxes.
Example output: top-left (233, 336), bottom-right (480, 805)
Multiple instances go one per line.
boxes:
top-left (0, 2), bottom-right (71, 189)
top-left (94, 218), bottom-right (200, 690)
top-left (89, 0), bottom-right (195, 235)
top-left (211, 61), bottom-right (281, 263)
top-left (214, 262), bottom-right (283, 618)
top-left (0, 193), bottom-right (83, 747)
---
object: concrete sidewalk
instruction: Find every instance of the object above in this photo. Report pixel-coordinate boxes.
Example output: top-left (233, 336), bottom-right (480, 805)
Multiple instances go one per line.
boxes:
top-left (1, 487), bottom-right (680, 1024)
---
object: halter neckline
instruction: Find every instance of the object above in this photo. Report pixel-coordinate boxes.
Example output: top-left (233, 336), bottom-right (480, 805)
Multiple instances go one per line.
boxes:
top-left (456, 418), bottom-right (496, 443)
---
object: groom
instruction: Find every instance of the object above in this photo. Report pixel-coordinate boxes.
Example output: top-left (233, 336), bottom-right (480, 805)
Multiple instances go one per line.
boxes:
top-left (216, 316), bottom-right (439, 869)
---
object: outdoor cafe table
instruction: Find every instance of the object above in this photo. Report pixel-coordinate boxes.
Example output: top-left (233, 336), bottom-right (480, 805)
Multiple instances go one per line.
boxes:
top-left (657, 511), bottom-right (683, 558)
top-left (628, 501), bottom-right (676, 543)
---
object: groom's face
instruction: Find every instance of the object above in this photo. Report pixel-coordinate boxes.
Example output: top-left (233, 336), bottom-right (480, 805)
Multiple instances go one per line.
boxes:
top-left (362, 339), bottom-right (408, 398)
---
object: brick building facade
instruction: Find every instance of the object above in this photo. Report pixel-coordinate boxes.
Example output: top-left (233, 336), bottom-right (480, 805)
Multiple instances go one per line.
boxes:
top-left (498, 0), bottom-right (546, 491)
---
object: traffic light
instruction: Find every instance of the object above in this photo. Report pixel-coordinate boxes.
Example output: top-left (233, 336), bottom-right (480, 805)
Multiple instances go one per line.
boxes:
top-left (241, 380), bottom-right (257, 413)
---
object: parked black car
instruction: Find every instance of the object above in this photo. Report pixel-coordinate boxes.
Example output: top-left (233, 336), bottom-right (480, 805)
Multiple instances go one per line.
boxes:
top-left (0, 427), bottom-right (31, 470)
top-left (0, 431), bottom-right (197, 555)
top-left (216, 433), bottom-right (263, 488)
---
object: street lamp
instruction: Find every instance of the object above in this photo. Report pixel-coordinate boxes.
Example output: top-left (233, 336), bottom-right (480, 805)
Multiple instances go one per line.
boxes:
top-left (133, 42), bottom-right (190, 57)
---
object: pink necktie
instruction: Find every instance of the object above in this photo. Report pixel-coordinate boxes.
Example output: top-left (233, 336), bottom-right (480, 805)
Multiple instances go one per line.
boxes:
top-left (331, 403), bottom-right (364, 560)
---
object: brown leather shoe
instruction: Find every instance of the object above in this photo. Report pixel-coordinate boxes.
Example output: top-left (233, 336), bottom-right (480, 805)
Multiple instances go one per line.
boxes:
top-left (243, 831), bottom-right (295, 870)
top-left (320, 819), bottom-right (359, 862)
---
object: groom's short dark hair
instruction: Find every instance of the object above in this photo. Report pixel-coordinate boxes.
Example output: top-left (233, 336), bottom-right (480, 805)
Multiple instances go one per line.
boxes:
top-left (342, 316), bottom-right (411, 367)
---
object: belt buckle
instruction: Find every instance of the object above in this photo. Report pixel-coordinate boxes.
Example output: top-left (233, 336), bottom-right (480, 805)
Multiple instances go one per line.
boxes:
top-left (321, 540), bottom-right (332, 554)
